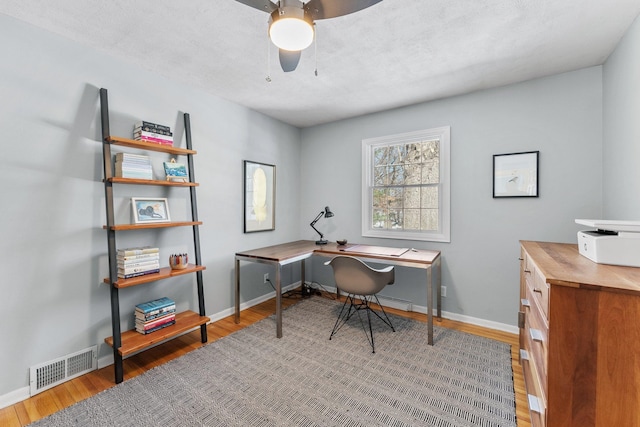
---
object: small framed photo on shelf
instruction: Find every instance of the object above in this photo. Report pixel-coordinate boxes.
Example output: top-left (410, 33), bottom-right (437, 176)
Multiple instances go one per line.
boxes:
top-left (163, 158), bottom-right (188, 182)
top-left (243, 160), bottom-right (276, 233)
top-left (493, 151), bottom-right (539, 198)
top-left (132, 197), bottom-right (171, 223)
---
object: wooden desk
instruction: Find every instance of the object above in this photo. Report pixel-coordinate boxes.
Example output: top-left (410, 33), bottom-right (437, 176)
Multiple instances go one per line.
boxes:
top-left (235, 240), bottom-right (441, 344)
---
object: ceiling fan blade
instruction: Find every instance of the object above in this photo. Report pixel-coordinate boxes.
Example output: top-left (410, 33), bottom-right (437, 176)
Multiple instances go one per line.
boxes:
top-left (304, 0), bottom-right (382, 20)
top-left (234, 0), bottom-right (278, 13)
top-left (279, 49), bottom-right (301, 72)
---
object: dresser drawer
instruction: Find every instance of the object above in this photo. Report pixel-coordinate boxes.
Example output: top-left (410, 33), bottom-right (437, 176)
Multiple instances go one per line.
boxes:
top-left (532, 268), bottom-right (549, 319)
top-left (520, 349), bottom-right (547, 427)
top-left (523, 258), bottom-right (549, 320)
top-left (525, 286), bottom-right (549, 381)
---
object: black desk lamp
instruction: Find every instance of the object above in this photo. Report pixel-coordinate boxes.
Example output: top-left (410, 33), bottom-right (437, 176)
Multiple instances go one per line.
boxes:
top-left (310, 206), bottom-right (334, 245)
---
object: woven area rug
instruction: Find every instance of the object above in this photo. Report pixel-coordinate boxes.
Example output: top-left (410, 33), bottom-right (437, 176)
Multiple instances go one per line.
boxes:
top-left (30, 297), bottom-right (516, 427)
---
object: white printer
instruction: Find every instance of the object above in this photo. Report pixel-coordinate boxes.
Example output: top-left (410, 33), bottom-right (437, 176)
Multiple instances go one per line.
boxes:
top-left (575, 219), bottom-right (640, 267)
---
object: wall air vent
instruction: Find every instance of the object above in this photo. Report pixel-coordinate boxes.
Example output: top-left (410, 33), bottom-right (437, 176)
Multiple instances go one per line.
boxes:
top-left (29, 345), bottom-right (97, 396)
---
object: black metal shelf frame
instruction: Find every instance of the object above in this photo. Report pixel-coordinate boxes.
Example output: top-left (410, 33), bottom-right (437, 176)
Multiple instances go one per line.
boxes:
top-left (99, 88), bottom-right (207, 383)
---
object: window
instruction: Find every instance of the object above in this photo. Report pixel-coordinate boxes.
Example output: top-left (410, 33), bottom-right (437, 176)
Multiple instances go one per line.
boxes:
top-left (362, 126), bottom-right (450, 242)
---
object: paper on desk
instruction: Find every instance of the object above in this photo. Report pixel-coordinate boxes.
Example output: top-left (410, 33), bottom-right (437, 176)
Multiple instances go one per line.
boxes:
top-left (344, 245), bottom-right (409, 257)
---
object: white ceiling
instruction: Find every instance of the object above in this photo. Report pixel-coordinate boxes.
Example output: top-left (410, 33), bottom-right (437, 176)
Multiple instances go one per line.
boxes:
top-left (2, 0), bottom-right (640, 128)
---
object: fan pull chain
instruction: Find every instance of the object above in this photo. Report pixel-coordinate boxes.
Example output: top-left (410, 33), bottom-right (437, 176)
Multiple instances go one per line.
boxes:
top-left (266, 36), bottom-right (272, 83)
top-left (314, 23), bottom-right (318, 76)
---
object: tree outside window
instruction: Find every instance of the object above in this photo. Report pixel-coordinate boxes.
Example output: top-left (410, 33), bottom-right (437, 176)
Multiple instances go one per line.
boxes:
top-left (362, 127), bottom-right (450, 242)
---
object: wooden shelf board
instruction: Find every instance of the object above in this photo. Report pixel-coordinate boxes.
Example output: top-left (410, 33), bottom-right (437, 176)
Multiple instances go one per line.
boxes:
top-left (106, 136), bottom-right (197, 155)
top-left (104, 221), bottom-right (203, 231)
top-left (104, 310), bottom-right (209, 357)
top-left (104, 264), bottom-right (206, 288)
top-left (108, 177), bottom-right (198, 187)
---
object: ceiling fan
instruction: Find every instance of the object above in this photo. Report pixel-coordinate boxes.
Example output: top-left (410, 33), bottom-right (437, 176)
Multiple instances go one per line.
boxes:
top-left (235, 0), bottom-right (383, 72)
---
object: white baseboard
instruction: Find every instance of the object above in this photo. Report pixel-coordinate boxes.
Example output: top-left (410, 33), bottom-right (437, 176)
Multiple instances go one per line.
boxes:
top-left (2, 281), bottom-right (516, 409)
top-left (95, 282), bottom-right (303, 369)
top-left (411, 304), bottom-right (519, 334)
top-left (207, 282), bottom-right (301, 323)
top-left (0, 387), bottom-right (30, 410)
top-left (322, 285), bottom-right (518, 335)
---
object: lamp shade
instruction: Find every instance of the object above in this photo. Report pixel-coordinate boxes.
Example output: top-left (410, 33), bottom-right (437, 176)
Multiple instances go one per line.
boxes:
top-left (324, 206), bottom-right (334, 218)
top-left (269, 6), bottom-right (314, 51)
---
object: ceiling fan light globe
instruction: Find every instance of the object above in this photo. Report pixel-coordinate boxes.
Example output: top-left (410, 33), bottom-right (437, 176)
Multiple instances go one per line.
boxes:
top-left (269, 17), bottom-right (314, 51)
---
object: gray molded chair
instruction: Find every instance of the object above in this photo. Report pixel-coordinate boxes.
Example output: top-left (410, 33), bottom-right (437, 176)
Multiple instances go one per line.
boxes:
top-left (324, 256), bottom-right (396, 353)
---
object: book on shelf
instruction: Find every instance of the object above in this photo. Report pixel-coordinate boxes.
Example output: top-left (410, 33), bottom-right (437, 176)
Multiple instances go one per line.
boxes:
top-left (115, 162), bottom-right (152, 170)
top-left (117, 259), bottom-right (161, 269)
top-left (133, 129), bottom-right (173, 141)
top-left (114, 168), bottom-right (153, 180)
top-left (114, 153), bottom-right (153, 179)
top-left (115, 158), bottom-right (149, 166)
top-left (134, 120), bottom-right (171, 134)
top-left (134, 303), bottom-right (177, 335)
top-left (118, 268), bottom-right (160, 279)
top-left (135, 296), bottom-right (175, 314)
top-left (117, 246), bottom-right (160, 256)
top-left (117, 253), bottom-right (160, 263)
top-left (133, 126), bottom-right (172, 137)
top-left (136, 310), bottom-right (175, 324)
top-left (117, 253), bottom-right (160, 261)
top-left (135, 312), bottom-right (176, 330)
top-left (135, 305), bottom-right (176, 321)
top-left (115, 161), bottom-right (152, 170)
top-left (134, 136), bottom-right (173, 146)
top-left (118, 261), bottom-right (160, 271)
top-left (115, 152), bottom-right (151, 161)
top-left (117, 252), bottom-right (160, 261)
top-left (136, 319), bottom-right (176, 335)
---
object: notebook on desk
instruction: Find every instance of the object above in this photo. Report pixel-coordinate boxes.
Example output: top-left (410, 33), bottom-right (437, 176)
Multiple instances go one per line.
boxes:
top-left (341, 245), bottom-right (410, 257)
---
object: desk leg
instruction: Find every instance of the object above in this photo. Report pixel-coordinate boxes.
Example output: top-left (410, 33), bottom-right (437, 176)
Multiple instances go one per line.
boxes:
top-left (234, 257), bottom-right (240, 324)
top-left (427, 265), bottom-right (433, 345)
top-left (301, 259), bottom-right (306, 291)
top-left (276, 264), bottom-right (282, 338)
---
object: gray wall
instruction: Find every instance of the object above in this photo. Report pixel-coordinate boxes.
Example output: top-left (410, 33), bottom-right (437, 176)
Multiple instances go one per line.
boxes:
top-left (300, 67), bottom-right (603, 326)
top-left (0, 15), bottom-right (301, 397)
top-left (2, 11), bottom-right (640, 403)
top-left (603, 15), bottom-right (640, 218)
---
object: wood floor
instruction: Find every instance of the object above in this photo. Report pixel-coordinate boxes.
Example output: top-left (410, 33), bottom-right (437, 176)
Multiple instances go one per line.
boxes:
top-left (0, 294), bottom-right (531, 427)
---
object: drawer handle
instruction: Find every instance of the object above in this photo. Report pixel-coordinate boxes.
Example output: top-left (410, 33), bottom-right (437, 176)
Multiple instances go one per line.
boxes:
top-left (521, 298), bottom-right (530, 307)
top-left (533, 288), bottom-right (542, 294)
top-left (530, 328), bottom-right (544, 342)
top-left (528, 394), bottom-right (542, 413)
top-left (524, 269), bottom-right (531, 273)
top-left (520, 349), bottom-right (529, 361)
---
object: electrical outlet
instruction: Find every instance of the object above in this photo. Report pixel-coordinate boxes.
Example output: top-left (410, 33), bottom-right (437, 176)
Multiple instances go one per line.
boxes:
top-left (264, 273), bottom-right (269, 283)
top-left (441, 286), bottom-right (447, 297)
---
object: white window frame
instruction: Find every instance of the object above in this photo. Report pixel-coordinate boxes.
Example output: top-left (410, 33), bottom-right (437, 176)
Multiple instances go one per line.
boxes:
top-left (361, 126), bottom-right (450, 242)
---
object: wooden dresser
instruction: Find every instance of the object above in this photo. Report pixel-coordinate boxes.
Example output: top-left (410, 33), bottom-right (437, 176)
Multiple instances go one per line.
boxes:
top-left (519, 241), bottom-right (640, 427)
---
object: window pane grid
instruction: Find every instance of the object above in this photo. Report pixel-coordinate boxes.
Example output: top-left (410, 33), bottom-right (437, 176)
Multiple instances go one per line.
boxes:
top-left (371, 138), bottom-right (440, 232)
top-left (364, 127), bottom-right (449, 242)
top-left (370, 186), bottom-right (439, 232)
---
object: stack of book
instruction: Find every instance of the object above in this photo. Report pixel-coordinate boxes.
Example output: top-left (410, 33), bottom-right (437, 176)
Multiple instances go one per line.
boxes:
top-left (117, 246), bottom-right (160, 279)
top-left (114, 153), bottom-right (153, 180)
top-left (133, 120), bottom-right (173, 146)
top-left (135, 297), bottom-right (176, 334)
